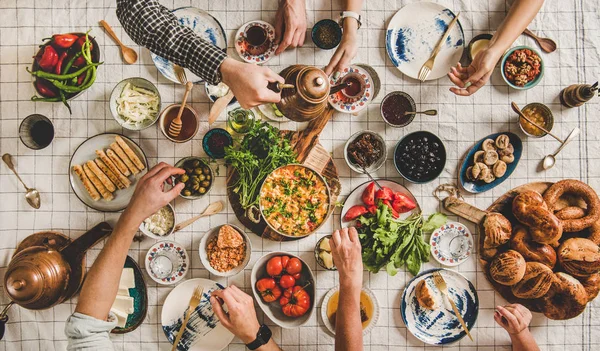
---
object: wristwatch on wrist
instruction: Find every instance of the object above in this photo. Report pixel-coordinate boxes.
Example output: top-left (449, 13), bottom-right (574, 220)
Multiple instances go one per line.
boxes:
top-left (339, 11), bottom-right (362, 29)
top-left (246, 324), bottom-right (272, 350)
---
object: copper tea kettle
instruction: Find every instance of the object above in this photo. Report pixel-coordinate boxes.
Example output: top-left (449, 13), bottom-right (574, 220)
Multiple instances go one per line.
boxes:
top-left (276, 65), bottom-right (347, 122)
top-left (3, 222), bottom-right (112, 311)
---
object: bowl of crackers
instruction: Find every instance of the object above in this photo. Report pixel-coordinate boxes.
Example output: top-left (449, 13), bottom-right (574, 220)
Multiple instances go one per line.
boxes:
top-left (199, 224), bottom-right (251, 277)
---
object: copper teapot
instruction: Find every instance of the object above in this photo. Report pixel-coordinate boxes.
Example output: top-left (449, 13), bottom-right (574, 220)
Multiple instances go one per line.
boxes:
top-left (276, 65), bottom-right (347, 122)
top-left (3, 222), bottom-right (111, 310)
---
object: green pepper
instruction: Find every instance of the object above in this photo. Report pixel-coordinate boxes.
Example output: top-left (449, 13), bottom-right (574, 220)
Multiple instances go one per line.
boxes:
top-left (59, 91), bottom-right (72, 114)
top-left (62, 52), bottom-right (82, 76)
top-left (48, 66), bottom-right (96, 93)
top-left (26, 63), bottom-right (100, 81)
top-left (31, 96), bottom-right (60, 102)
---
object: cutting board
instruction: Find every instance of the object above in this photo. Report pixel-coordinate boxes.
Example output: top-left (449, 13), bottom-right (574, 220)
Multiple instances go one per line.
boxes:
top-left (227, 108), bottom-right (341, 241)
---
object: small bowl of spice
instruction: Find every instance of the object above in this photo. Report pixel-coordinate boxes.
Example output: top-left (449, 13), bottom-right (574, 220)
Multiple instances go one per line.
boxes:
top-left (199, 224), bottom-right (251, 277)
top-left (344, 130), bottom-right (387, 173)
top-left (159, 104), bottom-right (200, 143)
top-left (380, 91), bottom-right (417, 128)
top-left (139, 203), bottom-right (175, 240)
top-left (203, 128), bottom-right (233, 159)
top-left (315, 235), bottom-right (336, 271)
top-left (312, 19), bottom-right (342, 50)
top-left (519, 102), bottom-right (554, 138)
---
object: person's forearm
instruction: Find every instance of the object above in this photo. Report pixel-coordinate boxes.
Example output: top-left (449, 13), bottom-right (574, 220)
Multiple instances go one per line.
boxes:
top-left (335, 281), bottom-right (363, 351)
top-left (74, 210), bottom-right (140, 320)
top-left (489, 0), bottom-right (545, 53)
top-left (342, 0), bottom-right (363, 35)
top-left (116, 0), bottom-right (227, 84)
top-left (510, 330), bottom-right (540, 351)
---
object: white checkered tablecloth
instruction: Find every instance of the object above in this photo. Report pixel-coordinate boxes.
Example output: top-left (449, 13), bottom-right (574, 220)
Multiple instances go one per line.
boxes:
top-left (1, 0), bottom-right (599, 350)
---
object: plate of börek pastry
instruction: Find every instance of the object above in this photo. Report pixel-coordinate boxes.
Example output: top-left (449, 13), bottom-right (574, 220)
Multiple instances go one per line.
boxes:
top-left (69, 133), bottom-right (147, 211)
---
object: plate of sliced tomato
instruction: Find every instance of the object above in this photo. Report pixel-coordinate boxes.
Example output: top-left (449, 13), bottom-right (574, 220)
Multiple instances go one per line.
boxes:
top-left (251, 252), bottom-right (315, 329)
top-left (341, 179), bottom-right (420, 226)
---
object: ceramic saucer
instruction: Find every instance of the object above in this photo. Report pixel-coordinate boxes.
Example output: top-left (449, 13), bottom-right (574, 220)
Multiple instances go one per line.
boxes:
top-left (145, 240), bottom-right (189, 285)
top-left (429, 221), bottom-right (473, 266)
top-left (328, 65), bottom-right (373, 114)
top-left (321, 286), bottom-right (379, 336)
top-left (235, 21), bottom-right (277, 64)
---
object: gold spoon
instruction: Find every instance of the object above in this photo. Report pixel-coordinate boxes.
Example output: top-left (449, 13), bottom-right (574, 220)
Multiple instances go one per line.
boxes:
top-left (523, 28), bottom-right (557, 53)
top-left (404, 109), bottom-right (438, 116)
top-left (99, 20), bottom-right (138, 64)
top-left (2, 153), bottom-right (41, 209)
top-left (511, 102), bottom-right (563, 142)
top-left (172, 201), bottom-right (224, 232)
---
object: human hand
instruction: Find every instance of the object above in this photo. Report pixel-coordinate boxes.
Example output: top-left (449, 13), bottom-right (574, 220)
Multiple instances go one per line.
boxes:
top-left (274, 0), bottom-right (307, 55)
top-left (123, 162), bottom-right (184, 224)
top-left (494, 304), bottom-right (532, 336)
top-left (448, 46), bottom-right (503, 96)
top-left (331, 227), bottom-right (363, 289)
top-left (210, 285), bottom-right (261, 344)
top-left (324, 33), bottom-right (358, 77)
top-left (220, 58), bottom-right (284, 109)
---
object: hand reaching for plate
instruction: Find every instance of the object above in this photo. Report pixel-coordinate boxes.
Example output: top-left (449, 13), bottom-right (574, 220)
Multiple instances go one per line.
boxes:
top-left (124, 162), bottom-right (184, 224)
top-left (331, 227), bottom-right (363, 290)
top-left (210, 285), bottom-right (262, 344)
top-left (448, 47), bottom-right (503, 96)
top-left (274, 0), bottom-right (307, 55)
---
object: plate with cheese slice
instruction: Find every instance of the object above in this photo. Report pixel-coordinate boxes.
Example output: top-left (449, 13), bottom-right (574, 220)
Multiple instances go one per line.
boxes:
top-left (111, 255), bottom-right (148, 334)
top-left (69, 133), bottom-right (148, 212)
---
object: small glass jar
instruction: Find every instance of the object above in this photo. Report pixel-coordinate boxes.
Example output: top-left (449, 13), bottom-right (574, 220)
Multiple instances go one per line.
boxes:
top-left (227, 108), bottom-right (256, 134)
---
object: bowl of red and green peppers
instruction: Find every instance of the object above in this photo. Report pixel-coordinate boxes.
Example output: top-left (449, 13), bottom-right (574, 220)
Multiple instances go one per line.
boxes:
top-left (28, 31), bottom-right (102, 114)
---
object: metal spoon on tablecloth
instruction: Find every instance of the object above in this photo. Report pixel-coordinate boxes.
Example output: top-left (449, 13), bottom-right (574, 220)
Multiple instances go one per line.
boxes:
top-left (2, 153), bottom-right (40, 209)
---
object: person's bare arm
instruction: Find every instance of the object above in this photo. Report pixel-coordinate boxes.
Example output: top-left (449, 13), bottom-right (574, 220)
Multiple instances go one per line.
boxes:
top-left (449, 0), bottom-right (545, 96)
top-left (330, 227), bottom-right (363, 351)
top-left (75, 163), bottom-right (184, 320)
top-left (495, 304), bottom-right (540, 351)
top-left (324, 0), bottom-right (364, 76)
top-left (211, 286), bottom-right (281, 351)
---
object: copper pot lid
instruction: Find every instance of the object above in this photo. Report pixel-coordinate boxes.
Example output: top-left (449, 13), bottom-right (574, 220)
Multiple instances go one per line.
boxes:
top-left (296, 67), bottom-right (330, 103)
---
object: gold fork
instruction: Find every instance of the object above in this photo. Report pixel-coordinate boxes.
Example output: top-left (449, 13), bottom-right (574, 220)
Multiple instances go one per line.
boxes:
top-left (417, 12), bottom-right (461, 82)
top-left (431, 271), bottom-right (473, 341)
top-left (169, 64), bottom-right (194, 138)
top-left (171, 285), bottom-right (204, 351)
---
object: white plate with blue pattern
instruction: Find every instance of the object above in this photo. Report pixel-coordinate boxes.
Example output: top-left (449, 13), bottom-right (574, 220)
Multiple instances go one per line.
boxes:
top-left (401, 268), bottom-right (478, 345)
top-left (386, 2), bottom-right (464, 81)
top-left (161, 278), bottom-right (234, 351)
top-left (151, 7), bottom-right (227, 84)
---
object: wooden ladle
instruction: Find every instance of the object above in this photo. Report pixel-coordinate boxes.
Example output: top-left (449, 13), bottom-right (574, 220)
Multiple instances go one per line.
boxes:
top-left (523, 28), bottom-right (557, 53)
top-left (99, 20), bottom-right (138, 64)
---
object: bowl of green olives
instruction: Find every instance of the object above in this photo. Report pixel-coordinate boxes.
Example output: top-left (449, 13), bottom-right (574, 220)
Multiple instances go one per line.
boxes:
top-left (174, 157), bottom-right (214, 199)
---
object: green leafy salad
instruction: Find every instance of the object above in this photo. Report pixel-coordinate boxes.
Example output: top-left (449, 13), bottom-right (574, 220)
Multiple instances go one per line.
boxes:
top-left (357, 202), bottom-right (447, 276)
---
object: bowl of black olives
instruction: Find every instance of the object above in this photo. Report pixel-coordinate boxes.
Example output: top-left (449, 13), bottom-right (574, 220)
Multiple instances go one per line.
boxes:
top-left (174, 157), bottom-right (214, 199)
top-left (393, 131), bottom-right (446, 183)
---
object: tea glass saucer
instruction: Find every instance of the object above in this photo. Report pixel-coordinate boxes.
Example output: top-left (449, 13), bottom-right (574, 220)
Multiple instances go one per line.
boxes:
top-left (234, 20), bottom-right (277, 64)
top-left (429, 221), bottom-right (473, 266)
top-left (145, 240), bottom-right (189, 285)
top-left (328, 65), bottom-right (374, 114)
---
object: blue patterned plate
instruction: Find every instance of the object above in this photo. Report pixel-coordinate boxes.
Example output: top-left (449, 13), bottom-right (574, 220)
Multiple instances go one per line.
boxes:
top-left (401, 268), bottom-right (479, 345)
top-left (161, 278), bottom-right (234, 351)
top-left (386, 2), bottom-right (464, 81)
top-left (459, 132), bottom-right (523, 194)
top-left (151, 7), bottom-right (227, 84)
top-left (429, 222), bottom-right (473, 267)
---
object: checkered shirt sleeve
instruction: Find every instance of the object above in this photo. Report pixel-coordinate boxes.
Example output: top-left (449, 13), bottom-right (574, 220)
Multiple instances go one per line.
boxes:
top-left (116, 0), bottom-right (227, 85)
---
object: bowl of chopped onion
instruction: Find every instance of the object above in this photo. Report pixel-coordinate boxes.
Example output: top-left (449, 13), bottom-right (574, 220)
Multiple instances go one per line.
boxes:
top-left (110, 77), bottom-right (161, 130)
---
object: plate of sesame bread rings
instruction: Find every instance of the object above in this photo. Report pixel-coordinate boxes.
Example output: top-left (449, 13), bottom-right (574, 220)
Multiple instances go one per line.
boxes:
top-left (448, 179), bottom-right (600, 320)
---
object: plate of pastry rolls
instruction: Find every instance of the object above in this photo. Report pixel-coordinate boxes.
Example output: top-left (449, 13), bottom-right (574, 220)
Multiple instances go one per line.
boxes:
top-left (69, 133), bottom-right (148, 211)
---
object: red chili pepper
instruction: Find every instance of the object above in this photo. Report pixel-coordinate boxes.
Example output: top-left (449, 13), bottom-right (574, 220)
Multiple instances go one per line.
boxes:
top-left (75, 35), bottom-right (93, 52)
top-left (34, 79), bottom-right (58, 98)
top-left (77, 72), bottom-right (86, 85)
top-left (35, 45), bottom-right (59, 72)
top-left (72, 55), bottom-right (86, 67)
top-left (50, 33), bottom-right (79, 49)
top-left (54, 51), bottom-right (68, 75)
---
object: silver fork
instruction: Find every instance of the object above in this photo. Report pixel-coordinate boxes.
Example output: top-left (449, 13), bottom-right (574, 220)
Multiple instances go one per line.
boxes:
top-left (417, 12), bottom-right (461, 82)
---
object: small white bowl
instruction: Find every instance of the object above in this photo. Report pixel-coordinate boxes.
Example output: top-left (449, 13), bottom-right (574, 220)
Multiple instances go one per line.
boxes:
top-left (344, 130), bottom-right (387, 174)
top-left (199, 224), bottom-right (252, 277)
top-left (109, 77), bottom-right (161, 130)
top-left (139, 203), bottom-right (176, 240)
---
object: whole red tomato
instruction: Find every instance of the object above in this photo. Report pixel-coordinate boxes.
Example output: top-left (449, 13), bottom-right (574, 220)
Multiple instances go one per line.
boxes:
top-left (256, 278), bottom-right (282, 303)
top-left (279, 274), bottom-right (296, 289)
top-left (266, 256), bottom-right (289, 277)
top-left (279, 286), bottom-right (311, 317)
top-left (285, 257), bottom-right (302, 275)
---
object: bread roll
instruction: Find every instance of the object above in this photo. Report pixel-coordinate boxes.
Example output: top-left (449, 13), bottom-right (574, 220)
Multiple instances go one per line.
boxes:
top-left (106, 148), bottom-right (130, 176)
top-left (489, 250), bottom-right (526, 286)
top-left (96, 149), bottom-right (131, 187)
top-left (580, 273), bottom-right (600, 302)
top-left (95, 158), bottom-right (125, 190)
top-left (483, 213), bottom-right (512, 249)
top-left (416, 279), bottom-right (439, 310)
top-left (511, 262), bottom-right (554, 299)
top-left (72, 165), bottom-right (100, 201)
top-left (86, 160), bottom-right (116, 193)
top-left (557, 238), bottom-right (600, 277)
top-left (110, 142), bottom-right (140, 175)
top-left (538, 272), bottom-right (588, 320)
top-left (83, 163), bottom-right (113, 201)
top-left (512, 191), bottom-right (563, 245)
top-left (510, 225), bottom-right (556, 269)
top-left (115, 135), bottom-right (145, 170)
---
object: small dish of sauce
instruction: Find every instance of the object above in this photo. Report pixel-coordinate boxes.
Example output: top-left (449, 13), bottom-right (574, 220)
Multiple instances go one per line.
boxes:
top-left (468, 33), bottom-right (493, 62)
top-left (519, 103), bottom-right (554, 138)
top-left (380, 91), bottom-right (416, 127)
top-left (159, 104), bottom-right (199, 143)
top-left (326, 290), bottom-right (375, 330)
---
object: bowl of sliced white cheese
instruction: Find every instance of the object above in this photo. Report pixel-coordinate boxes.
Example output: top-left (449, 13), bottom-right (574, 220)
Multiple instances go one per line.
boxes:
top-left (139, 203), bottom-right (176, 240)
top-left (110, 77), bottom-right (161, 131)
